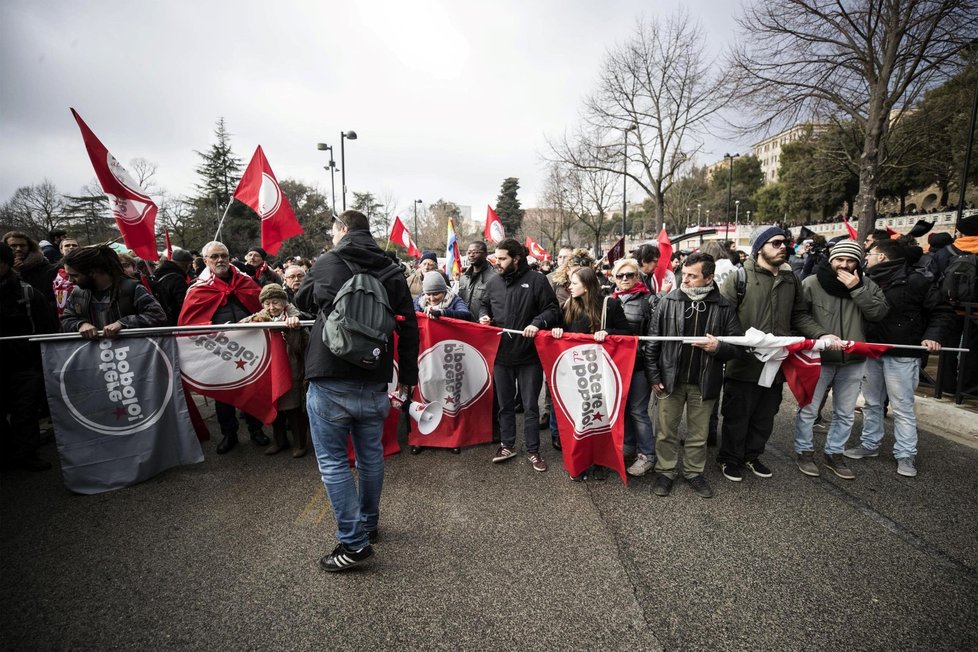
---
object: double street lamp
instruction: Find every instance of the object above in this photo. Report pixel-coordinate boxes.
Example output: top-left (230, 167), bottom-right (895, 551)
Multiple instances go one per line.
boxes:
top-left (340, 130), bottom-right (357, 211)
top-left (315, 143), bottom-right (338, 215)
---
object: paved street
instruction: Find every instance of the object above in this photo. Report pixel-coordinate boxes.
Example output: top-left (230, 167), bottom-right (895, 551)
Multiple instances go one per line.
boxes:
top-left (2, 395), bottom-right (977, 651)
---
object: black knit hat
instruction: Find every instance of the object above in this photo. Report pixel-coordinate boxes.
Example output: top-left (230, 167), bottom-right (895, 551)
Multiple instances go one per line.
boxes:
top-left (247, 246), bottom-right (268, 260)
top-left (957, 214), bottom-right (978, 236)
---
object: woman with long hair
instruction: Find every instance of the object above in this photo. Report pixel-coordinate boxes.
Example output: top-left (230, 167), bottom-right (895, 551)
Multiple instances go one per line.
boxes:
top-left (549, 266), bottom-right (630, 481)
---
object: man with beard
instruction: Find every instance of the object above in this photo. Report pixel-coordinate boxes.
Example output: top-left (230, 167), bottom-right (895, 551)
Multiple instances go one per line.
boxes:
top-left (845, 239), bottom-right (953, 477)
top-left (3, 231), bottom-right (57, 316)
top-left (479, 238), bottom-right (559, 471)
top-left (717, 226), bottom-right (840, 482)
top-left (179, 241), bottom-right (270, 453)
top-left (792, 240), bottom-right (888, 479)
top-left (244, 246), bottom-right (282, 287)
top-left (457, 240), bottom-right (496, 315)
top-left (61, 244), bottom-right (167, 339)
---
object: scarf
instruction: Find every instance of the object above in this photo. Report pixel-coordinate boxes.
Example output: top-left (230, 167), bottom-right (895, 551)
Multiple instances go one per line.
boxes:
top-left (816, 261), bottom-right (861, 298)
top-left (679, 282), bottom-right (713, 302)
top-left (612, 280), bottom-right (651, 299)
top-left (178, 266), bottom-right (262, 325)
top-left (419, 289), bottom-right (459, 311)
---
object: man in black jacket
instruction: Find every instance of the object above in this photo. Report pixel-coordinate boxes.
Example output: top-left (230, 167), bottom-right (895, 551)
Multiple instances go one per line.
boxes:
top-left (457, 240), bottom-right (495, 315)
top-left (844, 239), bottom-right (953, 478)
top-left (644, 252), bottom-right (744, 498)
top-left (151, 248), bottom-right (192, 325)
top-left (479, 238), bottom-right (559, 472)
top-left (295, 210), bottom-right (419, 572)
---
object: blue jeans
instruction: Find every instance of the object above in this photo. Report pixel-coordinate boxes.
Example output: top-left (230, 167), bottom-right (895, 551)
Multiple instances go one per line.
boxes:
top-left (623, 361), bottom-right (654, 457)
top-left (307, 379), bottom-right (390, 549)
top-left (793, 362), bottom-right (865, 455)
top-left (860, 357), bottom-right (919, 459)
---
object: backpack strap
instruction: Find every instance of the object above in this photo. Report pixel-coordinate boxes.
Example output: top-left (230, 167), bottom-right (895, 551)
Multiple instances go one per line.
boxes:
top-left (736, 266), bottom-right (747, 305)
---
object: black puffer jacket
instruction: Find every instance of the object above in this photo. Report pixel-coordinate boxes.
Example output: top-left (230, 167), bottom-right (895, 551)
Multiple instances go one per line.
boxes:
top-left (151, 260), bottom-right (190, 326)
top-left (643, 285), bottom-right (744, 400)
top-left (865, 260), bottom-right (954, 358)
top-left (480, 260), bottom-right (559, 366)
top-left (295, 230), bottom-right (419, 385)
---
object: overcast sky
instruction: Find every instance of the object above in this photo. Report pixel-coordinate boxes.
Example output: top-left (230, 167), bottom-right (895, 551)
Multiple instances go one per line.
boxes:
top-left (0, 0), bottom-right (754, 224)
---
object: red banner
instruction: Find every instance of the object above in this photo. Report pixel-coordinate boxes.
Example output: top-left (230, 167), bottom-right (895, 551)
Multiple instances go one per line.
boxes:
top-left (524, 235), bottom-right (550, 261)
top-left (233, 145), bottom-right (304, 256)
top-left (654, 227), bottom-right (673, 288)
top-left (485, 205), bottom-right (505, 243)
top-left (390, 215), bottom-right (421, 258)
top-left (534, 333), bottom-right (637, 482)
top-left (408, 314), bottom-right (499, 449)
top-left (782, 340), bottom-right (822, 407)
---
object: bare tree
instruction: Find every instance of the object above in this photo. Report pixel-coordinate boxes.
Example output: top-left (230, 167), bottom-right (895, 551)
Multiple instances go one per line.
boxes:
top-left (129, 158), bottom-right (159, 194)
top-left (532, 162), bottom-right (578, 250)
top-left (564, 144), bottom-right (622, 256)
top-left (729, 0), bottom-right (978, 238)
top-left (547, 12), bottom-right (727, 233)
top-left (3, 180), bottom-right (67, 240)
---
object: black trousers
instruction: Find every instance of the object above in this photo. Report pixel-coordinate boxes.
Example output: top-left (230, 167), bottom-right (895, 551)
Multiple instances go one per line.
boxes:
top-left (494, 362), bottom-right (543, 453)
top-left (717, 377), bottom-right (784, 466)
top-left (215, 401), bottom-right (263, 437)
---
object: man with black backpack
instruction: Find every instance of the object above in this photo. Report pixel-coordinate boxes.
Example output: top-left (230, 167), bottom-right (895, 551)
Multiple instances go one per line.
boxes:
top-left (295, 210), bottom-right (419, 573)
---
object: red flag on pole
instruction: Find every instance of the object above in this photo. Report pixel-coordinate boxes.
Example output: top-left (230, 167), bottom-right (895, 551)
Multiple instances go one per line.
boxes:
top-left (233, 146), bottom-right (303, 256)
top-left (782, 340), bottom-right (823, 407)
top-left (606, 236), bottom-right (626, 267)
top-left (654, 227), bottom-right (673, 287)
top-left (485, 205), bottom-right (505, 243)
top-left (70, 109), bottom-right (160, 261)
top-left (885, 225), bottom-right (899, 237)
top-left (390, 215), bottom-right (421, 258)
top-left (524, 235), bottom-right (550, 261)
top-left (842, 215), bottom-right (858, 240)
top-left (534, 333), bottom-right (637, 483)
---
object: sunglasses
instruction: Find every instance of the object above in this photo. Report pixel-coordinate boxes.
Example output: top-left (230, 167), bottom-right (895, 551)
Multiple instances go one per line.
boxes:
top-left (767, 240), bottom-right (788, 249)
top-left (615, 272), bottom-right (637, 280)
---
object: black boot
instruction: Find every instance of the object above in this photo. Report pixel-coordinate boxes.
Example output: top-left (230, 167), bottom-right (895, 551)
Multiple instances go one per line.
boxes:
top-left (249, 430), bottom-right (270, 446)
top-left (217, 434), bottom-right (238, 454)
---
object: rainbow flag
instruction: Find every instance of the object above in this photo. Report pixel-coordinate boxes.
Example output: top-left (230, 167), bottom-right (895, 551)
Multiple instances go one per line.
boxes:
top-left (445, 218), bottom-right (462, 277)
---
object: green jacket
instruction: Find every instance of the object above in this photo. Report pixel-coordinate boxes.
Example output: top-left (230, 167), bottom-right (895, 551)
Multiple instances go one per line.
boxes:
top-left (719, 257), bottom-right (829, 382)
top-left (799, 271), bottom-right (888, 365)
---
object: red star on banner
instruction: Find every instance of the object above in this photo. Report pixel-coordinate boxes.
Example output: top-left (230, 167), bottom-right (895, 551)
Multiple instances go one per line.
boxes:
top-left (114, 406), bottom-right (126, 419)
top-left (444, 395), bottom-right (456, 405)
top-left (235, 359), bottom-right (247, 370)
top-left (592, 411), bottom-right (605, 422)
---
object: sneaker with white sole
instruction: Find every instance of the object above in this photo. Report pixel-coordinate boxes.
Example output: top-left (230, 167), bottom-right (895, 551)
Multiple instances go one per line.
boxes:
top-left (844, 444), bottom-right (879, 460)
top-left (718, 462), bottom-right (743, 482)
top-left (745, 458), bottom-right (773, 478)
top-left (897, 456), bottom-right (917, 477)
top-left (527, 452), bottom-right (548, 472)
top-left (492, 446), bottom-right (517, 463)
top-left (627, 453), bottom-right (655, 477)
top-left (796, 451), bottom-right (820, 477)
top-left (824, 453), bottom-right (855, 479)
top-left (319, 543), bottom-right (374, 572)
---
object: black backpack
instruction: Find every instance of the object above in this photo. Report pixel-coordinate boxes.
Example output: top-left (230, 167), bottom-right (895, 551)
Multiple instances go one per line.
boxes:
top-left (940, 250), bottom-right (978, 304)
top-left (322, 256), bottom-right (401, 369)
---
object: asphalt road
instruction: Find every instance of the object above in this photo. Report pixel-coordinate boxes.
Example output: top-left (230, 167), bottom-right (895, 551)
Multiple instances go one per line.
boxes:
top-left (2, 395), bottom-right (976, 651)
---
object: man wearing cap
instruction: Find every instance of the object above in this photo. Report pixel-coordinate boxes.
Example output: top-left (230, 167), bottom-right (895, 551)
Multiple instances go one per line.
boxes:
top-left (244, 246), bottom-right (282, 287)
top-left (792, 239), bottom-right (888, 479)
top-left (717, 226), bottom-right (840, 482)
top-left (407, 251), bottom-right (442, 297)
top-left (152, 248), bottom-right (193, 325)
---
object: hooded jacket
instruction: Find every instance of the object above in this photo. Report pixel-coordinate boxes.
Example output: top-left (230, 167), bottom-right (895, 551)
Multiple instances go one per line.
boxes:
top-left (865, 259), bottom-right (954, 358)
top-left (480, 259), bottom-right (559, 366)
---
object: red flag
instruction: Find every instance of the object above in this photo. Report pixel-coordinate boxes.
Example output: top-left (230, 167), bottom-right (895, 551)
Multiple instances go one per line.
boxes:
top-left (844, 341), bottom-right (893, 358)
top-left (782, 340), bottom-right (823, 407)
top-left (885, 225), bottom-right (900, 237)
top-left (842, 215), bottom-right (858, 240)
top-left (70, 109), bottom-right (159, 261)
top-left (408, 315), bottom-right (500, 449)
top-left (485, 205), bottom-right (505, 243)
top-left (524, 235), bottom-right (550, 261)
top-left (534, 332), bottom-right (637, 483)
top-left (164, 229), bottom-right (173, 260)
top-left (606, 236), bottom-right (625, 267)
top-left (390, 215), bottom-right (421, 258)
top-left (233, 146), bottom-right (303, 256)
top-left (654, 227), bottom-right (673, 287)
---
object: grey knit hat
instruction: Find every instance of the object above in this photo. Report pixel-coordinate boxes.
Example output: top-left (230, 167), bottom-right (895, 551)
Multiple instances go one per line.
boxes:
top-left (259, 283), bottom-right (288, 303)
top-left (828, 239), bottom-right (864, 264)
top-left (422, 271), bottom-right (448, 294)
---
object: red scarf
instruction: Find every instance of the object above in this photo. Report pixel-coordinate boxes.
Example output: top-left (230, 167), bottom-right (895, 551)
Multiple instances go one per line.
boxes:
top-left (612, 280), bottom-right (651, 299)
top-left (178, 266), bottom-right (261, 326)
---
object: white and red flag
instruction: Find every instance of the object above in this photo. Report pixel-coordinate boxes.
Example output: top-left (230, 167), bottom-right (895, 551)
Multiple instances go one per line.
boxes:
top-left (524, 235), bottom-right (550, 261)
top-left (485, 205), bottom-right (505, 243)
top-left (534, 332), bottom-right (637, 483)
top-left (718, 328), bottom-right (828, 407)
top-left (233, 146), bottom-right (303, 256)
top-left (654, 227), bottom-right (673, 288)
top-left (389, 215), bottom-right (421, 258)
top-left (408, 315), bottom-right (500, 449)
top-left (70, 109), bottom-right (160, 261)
top-left (842, 215), bottom-right (859, 240)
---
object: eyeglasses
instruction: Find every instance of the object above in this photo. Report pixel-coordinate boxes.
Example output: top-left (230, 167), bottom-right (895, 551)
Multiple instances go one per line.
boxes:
top-left (615, 272), bottom-right (637, 280)
top-left (285, 273), bottom-right (305, 279)
top-left (766, 240), bottom-right (788, 249)
top-left (206, 253), bottom-right (229, 260)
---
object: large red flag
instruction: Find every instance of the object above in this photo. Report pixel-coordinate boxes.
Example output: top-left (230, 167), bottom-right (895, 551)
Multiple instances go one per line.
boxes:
top-left (70, 109), bottom-right (159, 261)
top-left (842, 215), bottom-right (858, 240)
top-left (233, 146), bottom-right (303, 256)
top-left (654, 227), bottom-right (673, 287)
top-left (782, 340), bottom-right (823, 407)
top-left (524, 235), bottom-right (550, 261)
top-left (408, 315), bottom-right (500, 449)
top-left (534, 332), bottom-right (637, 483)
top-left (485, 205), bottom-right (505, 243)
top-left (607, 236), bottom-right (626, 267)
top-left (390, 215), bottom-right (421, 258)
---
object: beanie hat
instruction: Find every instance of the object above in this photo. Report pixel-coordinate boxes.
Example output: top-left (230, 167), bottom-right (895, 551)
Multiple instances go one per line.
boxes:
top-left (259, 283), bottom-right (288, 303)
top-left (422, 271), bottom-right (448, 294)
top-left (419, 250), bottom-right (438, 263)
top-left (957, 214), bottom-right (978, 236)
top-left (248, 246), bottom-right (268, 260)
top-left (171, 248), bottom-right (193, 263)
top-left (750, 226), bottom-right (787, 255)
top-left (927, 232), bottom-right (953, 249)
top-left (828, 239), bottom-right (864, 264)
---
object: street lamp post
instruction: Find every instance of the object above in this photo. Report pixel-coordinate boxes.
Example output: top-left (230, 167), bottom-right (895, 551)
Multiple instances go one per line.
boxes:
top-left (697, 202), bottom-right (702, 227)
top-left (734, 200), bottom-right (741, 241)
top-left (340, 130), bottom-right (357, 211)
top-left (705, 209), bottom-right (711, 226)
top-left (622, 124), bottom-right (637, 240)
top-left (414, 199), bottom-right (423, 249)
top-left (686, 207), bottom-right (691, 231)
top-left (316, 143), bottom-right (338, 215)
top-left (746, 210), bottom-right (752, 225)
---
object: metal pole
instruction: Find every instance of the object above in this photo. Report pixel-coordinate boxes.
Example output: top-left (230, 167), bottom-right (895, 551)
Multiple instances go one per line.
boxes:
top-left (956, 56), bottom-right (978, 226)
top-left (622, 131), bottom-right (628, 240)
top-left (329, 160), bottom-right (337, 216)
top-left (340, 133), bottom-right (348, 211)
top-left (725, 153), bottom-right (735, 237)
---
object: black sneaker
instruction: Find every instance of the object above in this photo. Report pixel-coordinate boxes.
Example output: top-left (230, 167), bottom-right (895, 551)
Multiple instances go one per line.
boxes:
top-left (367, 529), bottom-right (379, 544)
top-left (319, 543), bottom-right (374, 572)
top-left (719, 462), bottom-right (743, 482)
top-left (745, 459), bottom-right (773, 478)
top-left (652, 474), bottom-right (674, 497)
top-left (688, 475), bottom-right (714, 499)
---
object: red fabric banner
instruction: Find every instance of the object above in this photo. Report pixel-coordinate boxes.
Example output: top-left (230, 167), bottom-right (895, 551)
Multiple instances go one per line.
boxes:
top-left (606, 237), bottom-right (625, 267)
top-left (654, 227), bottom-right (673, 287)
top-left (70, 109), bottom-right (159, 261)
top-left (844, 341), bottom-right (893, 358)
top-left (485, 205), bottom-right (505, 243)
top-left (534, 333), bottom-right (637, 482)
top-left (233, 146), bottom-right (303, 256)
top-left (842, 216), bottom-right (858, 240)
top-left (408, 315), bottom-right (500, 449)
top-left (524, 235), bottom-right (550, 261)
top-left (390, 215), bottom-right (421, 258)
top-left (782, 340), bottom-right (822, 407)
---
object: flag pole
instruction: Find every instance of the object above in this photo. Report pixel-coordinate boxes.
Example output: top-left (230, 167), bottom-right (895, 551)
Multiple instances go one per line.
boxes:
top-left (213, 200), bottom-right (234, 241)
top-left (0, 320), bottom-right (317, 343)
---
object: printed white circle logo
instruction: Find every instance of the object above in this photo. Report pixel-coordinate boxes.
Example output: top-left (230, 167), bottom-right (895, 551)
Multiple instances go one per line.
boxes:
top-left (60, 339), bottom-right (174, 436)
top-left (399, 229), bottom-right (411, 248)
top-left (257, 173), bottom-right (282, 219)
top-left (551, 344), bottom-right (623, 439)
top-left (106, 153), bottom-right (154, 225)
top-left (489, 221), bottom-right (504, 241)
top-left (177, 329), bottom-right (272, 391)
top-left (416, 339), bottom-right (490, 417)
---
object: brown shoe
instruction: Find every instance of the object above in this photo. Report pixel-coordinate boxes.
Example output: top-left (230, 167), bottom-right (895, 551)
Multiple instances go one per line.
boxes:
top-left (265, 443), bottom-right (285, 456)
top-left (292, 447), bottom-right (307, 458)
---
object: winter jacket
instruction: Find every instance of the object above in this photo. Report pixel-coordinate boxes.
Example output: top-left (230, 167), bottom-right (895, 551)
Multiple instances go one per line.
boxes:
top-left (0, 270), bottom-right (58, 370)
top-left (16, 251), bottom-right (57, 314)
top-left (241, 304), bottom-right (309, 410)
top-left (457, 263), bottom-right (496, 316)
top-left (643, 285), bottom-right (744, 400)
top-left (61, 278), bottom-right (167, 332)
top-left (295, 229), bottom-right (419, 386)
top-left (719, 256), bottom-right (828, 383)
top-left (151, 260), bottom-right (190, 326)
top-left (414, 291), bottom-right (473, 321)
top-left (865, 260), bottom-right (954, 358)
top-left (480, 260), bottom-right (559, 366)
top-left (799, 264), bottom-right (889, 365)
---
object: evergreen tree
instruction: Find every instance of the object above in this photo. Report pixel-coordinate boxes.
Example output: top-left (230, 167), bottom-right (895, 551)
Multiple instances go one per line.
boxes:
top-left (194, 118), bottom-right (242, 207)
top-left (495, 177), bottom-right (524, 236)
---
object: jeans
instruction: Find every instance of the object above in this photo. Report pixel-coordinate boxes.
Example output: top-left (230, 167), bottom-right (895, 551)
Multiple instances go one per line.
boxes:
top-left (860, 357), bottom-right (920, 459)
top-left (793, 362), bottom-right (865, 455)
top-left (718, 378), bottom-right (784, 466)
top-left (623, 361), bottom-right (655, 457)
top-left (656, 384), bottom-right (714, 479)
top-left (307, 379), bottom-right (389, 549)
top-left (215, 401), bottom-right (264, 436)
top-left (494, 362), bottom-right (543, 453)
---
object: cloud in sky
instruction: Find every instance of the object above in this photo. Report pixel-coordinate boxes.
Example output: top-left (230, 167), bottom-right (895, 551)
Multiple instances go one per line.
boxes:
top-left (0, 0), bottom-right (752, 224)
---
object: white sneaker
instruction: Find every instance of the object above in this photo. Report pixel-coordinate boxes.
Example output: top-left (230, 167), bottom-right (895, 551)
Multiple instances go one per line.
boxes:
top-left (627, 453), bottom-right (655, 477)
top-left (897, 456), bottom-right (917, 477)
